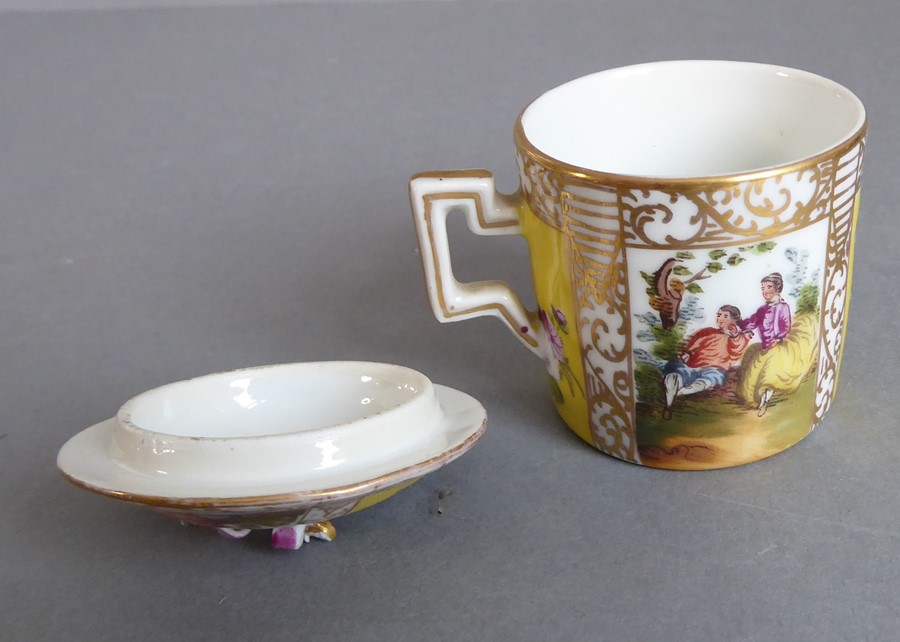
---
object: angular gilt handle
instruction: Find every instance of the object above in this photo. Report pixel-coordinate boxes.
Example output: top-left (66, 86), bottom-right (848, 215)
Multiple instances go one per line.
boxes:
top-left (409, 170), bottom-right (550, 361)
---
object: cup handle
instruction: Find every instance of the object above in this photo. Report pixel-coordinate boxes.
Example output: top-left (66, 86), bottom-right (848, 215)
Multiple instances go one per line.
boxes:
top-left (409, 170), bottom-right (550, 362)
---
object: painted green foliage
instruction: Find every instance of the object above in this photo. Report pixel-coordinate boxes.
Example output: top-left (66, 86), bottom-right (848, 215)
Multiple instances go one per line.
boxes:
top-left (644, 242), bottom-right (778, 331)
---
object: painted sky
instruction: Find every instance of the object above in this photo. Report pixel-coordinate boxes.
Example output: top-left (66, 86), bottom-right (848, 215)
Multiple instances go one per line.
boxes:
top-left (627, 218), bottom-right (829, 352)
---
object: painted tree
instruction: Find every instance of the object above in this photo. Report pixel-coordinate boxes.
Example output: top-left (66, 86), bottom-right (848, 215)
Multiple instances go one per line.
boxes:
top-left (640, 242), bottom-right (777, 330)
top-left (784, 247), bottom-right (821, 315)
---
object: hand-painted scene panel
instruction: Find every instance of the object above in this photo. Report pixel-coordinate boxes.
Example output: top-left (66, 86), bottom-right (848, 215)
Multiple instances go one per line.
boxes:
top-left (627, 219), bottom-right (828, 469)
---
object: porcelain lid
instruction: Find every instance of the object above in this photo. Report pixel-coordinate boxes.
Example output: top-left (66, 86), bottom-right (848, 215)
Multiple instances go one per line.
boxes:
top-left (58, 362), bottom-right (487, 503)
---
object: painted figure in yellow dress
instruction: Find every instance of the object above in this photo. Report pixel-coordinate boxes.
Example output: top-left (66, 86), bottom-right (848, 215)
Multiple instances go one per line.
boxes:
top-left (737, 272), bottom-right (819, 416)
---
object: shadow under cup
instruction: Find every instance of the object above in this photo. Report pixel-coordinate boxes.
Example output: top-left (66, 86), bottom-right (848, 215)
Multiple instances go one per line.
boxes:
top-left (413, 60), bottom-right (867, 470)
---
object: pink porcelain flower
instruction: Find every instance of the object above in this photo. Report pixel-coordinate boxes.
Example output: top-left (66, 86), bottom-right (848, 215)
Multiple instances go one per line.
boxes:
top-left (539, 309), bottom-right (564, 363)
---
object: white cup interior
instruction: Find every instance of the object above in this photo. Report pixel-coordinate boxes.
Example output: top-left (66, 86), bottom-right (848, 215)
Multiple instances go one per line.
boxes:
top-left (520, 60), bottom-right (865, 178)
top-left (119, 362), bottom-right (428, 439)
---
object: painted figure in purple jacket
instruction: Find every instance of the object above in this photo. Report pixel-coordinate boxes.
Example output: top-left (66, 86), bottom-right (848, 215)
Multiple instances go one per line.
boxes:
top-left (740, 272), bottom-right (792, 351)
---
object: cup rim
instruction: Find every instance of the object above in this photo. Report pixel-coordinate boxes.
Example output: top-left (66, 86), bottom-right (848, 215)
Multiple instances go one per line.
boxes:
top-left (514, 59), bottom-right (868, 188)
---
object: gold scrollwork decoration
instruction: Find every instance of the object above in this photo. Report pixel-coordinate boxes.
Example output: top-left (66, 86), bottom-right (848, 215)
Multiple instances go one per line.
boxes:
top-left (813, 137), bottom-right (865, 425)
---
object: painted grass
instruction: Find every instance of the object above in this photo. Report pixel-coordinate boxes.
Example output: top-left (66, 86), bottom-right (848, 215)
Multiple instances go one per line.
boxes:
top-left (636, 375), bottom-right (817, 469)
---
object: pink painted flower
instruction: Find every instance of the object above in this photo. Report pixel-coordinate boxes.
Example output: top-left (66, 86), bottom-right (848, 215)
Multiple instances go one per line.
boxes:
top-left (539, 309), bottom-right (564, 363)
top-left (553, 307), bottom-right (568, 331)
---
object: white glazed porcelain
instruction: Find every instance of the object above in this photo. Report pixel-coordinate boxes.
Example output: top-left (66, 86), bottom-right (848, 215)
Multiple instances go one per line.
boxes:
top-left (58, 362), bottom-right (486, 546)
top-left (520, 60), bottom-right (865, 178)
top-left (410, 61), bottom-right (866, 470)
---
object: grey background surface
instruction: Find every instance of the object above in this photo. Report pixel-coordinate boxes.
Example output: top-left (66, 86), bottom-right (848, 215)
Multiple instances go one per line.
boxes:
top-left (2, 1), bottom-right (898, 640)
top-left (0, 0), bottom-right (416, 14)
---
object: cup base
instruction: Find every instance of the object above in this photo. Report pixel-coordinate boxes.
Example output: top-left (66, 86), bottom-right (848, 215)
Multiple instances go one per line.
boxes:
top-left (554, 384), bottom-right (821, 471)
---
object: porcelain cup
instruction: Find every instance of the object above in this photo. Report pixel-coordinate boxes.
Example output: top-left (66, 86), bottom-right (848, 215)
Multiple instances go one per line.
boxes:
top-left (410, 60), bottom-right (866, 469)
